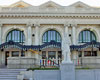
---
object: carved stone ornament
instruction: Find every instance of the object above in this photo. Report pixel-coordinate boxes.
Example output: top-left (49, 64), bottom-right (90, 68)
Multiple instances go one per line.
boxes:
top-left (64, 20), bottom-right (77, 27)
top-left (34, 22), bottom-right (40, 27)
top-left (64, 23), bottom-right (69, 27)
top-left (26, 21), bottom-right (33, 27)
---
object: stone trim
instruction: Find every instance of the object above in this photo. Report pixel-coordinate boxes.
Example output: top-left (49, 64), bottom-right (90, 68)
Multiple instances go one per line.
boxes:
top-left (0, 14), bottom-right (100, 19)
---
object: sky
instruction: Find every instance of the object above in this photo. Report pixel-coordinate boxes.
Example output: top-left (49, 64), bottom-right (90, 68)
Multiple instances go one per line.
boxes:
top-left (0, 0), bottom-right (100, 7)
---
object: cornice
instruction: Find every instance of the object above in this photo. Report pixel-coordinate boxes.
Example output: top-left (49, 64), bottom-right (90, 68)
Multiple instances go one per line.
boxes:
top-left (0, 7), bottom-right (100, 19)
top-left (0, 14), bottom-right (100, 19)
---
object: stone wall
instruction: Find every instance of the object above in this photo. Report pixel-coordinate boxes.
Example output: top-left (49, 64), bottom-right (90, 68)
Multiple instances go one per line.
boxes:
top-left (76, 69), bottom-right (100, 80)
top-left (30, 69), bottom-right (100, 80)
top-left (34, 70), bottom-right (60, 80)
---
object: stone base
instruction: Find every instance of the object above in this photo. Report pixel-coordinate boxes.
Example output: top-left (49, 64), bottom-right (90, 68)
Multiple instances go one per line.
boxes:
top-left (60, 63), bottom-right (75, 80)
top-left (7, 64), bottom-right (37, 69)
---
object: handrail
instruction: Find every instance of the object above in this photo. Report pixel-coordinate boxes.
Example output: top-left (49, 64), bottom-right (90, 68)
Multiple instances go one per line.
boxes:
top-left (40, 58), bottom-right (61, 68)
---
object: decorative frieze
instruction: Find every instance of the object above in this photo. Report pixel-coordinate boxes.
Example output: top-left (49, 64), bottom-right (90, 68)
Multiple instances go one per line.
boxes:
top-left (0, 14), bottom-right (100, 19)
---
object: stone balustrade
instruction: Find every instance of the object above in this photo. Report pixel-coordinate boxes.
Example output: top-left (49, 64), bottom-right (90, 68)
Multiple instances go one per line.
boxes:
top-left (7, 57), bottom-right (38, 68)
top-left (73, 57), bottom-right (100, 68)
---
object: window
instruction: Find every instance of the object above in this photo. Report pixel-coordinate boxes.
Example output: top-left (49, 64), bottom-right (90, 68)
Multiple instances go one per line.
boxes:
top-left (12, 51), bottom-right (19, 57)
top-left (6, 29), bottom-right (25, 43)
top-left (84, 51), bottom-right (97, 57)
top-left (78, 30), bottom-right (96, 43)
top-left (48, 51), bottom-right (56, 59)
top-left (42, 51), bottom-right (46, 59)
top-left (42, 30), bottom-right (61, 43)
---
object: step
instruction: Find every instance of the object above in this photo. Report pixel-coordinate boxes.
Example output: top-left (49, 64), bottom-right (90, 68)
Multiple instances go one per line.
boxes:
top-left (0, 75), bottom-right (17, 77)
top-left (0, 69), bottom-right (26, 80)
top-left (0, 77), bottom-right (16, 79)
top-left (0, 78), bottom-right (16, 80)
top-left (0, 70), bottom-right (20, 72)
top-left (0, 69), bottom-right (26, 71)
top-left (0, 79), bottom-right (17, 80)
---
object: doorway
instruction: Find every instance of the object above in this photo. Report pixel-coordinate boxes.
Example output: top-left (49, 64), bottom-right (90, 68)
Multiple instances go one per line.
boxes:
top-left (5, 51), bottom-right (9, 65)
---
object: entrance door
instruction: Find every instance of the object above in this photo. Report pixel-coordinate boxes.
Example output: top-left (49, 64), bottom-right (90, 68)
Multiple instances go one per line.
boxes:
top-left (5, 51), bottom-right (9, 65)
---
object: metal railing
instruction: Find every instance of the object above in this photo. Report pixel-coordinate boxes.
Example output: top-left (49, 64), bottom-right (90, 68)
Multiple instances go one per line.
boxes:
top-left (40, 58), bottom-right (62, 67)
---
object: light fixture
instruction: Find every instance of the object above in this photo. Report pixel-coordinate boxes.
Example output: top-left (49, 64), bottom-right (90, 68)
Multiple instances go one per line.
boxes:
top-left (69, 34), bottom-right (71, 37)
top-left (32, 34), bottom-right (35, 37)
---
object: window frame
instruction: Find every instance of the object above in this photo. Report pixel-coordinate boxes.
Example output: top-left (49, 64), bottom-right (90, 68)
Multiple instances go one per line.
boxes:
top-left (6, 29), bottom-right (25, 43)
top-left (42, 30), bottom-right (61, 43)
top-left (78, 30), bottom-right (96, 43)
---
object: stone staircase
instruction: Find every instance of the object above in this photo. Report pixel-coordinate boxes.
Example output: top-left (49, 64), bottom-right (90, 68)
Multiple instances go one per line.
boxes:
top-left (0, 69), bottom-right (26, 80)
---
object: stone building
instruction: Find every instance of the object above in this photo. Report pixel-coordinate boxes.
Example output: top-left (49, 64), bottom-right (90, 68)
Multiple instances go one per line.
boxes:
top-left (0, 1), bottom-right (100, 68)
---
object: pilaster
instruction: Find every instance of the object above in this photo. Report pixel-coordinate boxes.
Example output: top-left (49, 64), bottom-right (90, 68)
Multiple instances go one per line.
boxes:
top-left (72, 24), bottom-right (77, 45)
top-left (0, 23), bottom-right (2, 44)
top-left (34, 23), bottom-right (40, 45)
top-left (27, 22), bottom-right (33, 45)
top-left (64, 24), bottom-right (69, 36)
top-left (64, 24), bottom-right (70, 44)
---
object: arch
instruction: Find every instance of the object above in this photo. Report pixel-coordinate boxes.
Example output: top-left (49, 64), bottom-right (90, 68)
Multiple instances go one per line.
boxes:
top-left (42, 29), bottom-right (62, 43)
top-left (78, 29), bottom-right (97, 43)
top-left (6, 29), bottom-right (25, 43)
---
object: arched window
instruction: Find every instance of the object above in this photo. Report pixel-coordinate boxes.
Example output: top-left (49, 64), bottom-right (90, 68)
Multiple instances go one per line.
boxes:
top-left (78, 30), bottom-right (96, 43)
top-left (42, 30), bottom-right (61, 43)
top-left (6, 29), bottom-right (25, 43)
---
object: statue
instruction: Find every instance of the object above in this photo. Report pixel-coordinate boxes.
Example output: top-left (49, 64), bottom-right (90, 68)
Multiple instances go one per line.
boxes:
top-left (62, 32), bottom-right (72, 63)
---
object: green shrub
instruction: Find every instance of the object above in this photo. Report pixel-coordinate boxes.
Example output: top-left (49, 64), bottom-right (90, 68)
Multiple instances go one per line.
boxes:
top-left (27, 67), bottom-right (59, 71)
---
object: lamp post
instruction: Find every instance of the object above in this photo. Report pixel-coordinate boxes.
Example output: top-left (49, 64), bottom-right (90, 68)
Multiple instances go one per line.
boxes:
top-left (91, 40), bottom-right (94, 56)
top-left (21, 30), bottom-right (24, 57)
top-left (90, 29), bottom-right (94, 56)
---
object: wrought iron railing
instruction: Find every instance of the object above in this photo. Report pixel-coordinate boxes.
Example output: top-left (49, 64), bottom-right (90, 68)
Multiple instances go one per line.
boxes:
top-left (40, 58), bottom-right (62, 67)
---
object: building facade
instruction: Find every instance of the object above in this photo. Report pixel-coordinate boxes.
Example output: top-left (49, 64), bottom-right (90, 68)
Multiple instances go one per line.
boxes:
top-left (0, 1), bottom-right (100, 68)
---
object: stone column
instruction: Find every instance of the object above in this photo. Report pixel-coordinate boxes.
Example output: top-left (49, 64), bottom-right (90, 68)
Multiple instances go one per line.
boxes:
top-left (27, 23), bottom-right (33, 45)
top-left (9, 51), bottom-right (12, 57)
top-left (0, 23), bottom-right (2, 44)
top-left (34, 24), bottom-right (40, 45)
top-left (56, 51), bottom-right (58, 63)
top-left (46, 51), bottom-right (48, 59)
top-left (72, 24), bottom-right (77, 45)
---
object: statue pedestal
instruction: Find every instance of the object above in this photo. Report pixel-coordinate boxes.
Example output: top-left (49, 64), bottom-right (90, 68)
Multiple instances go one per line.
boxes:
top-left (60, 63), bottom-right (75, 80)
